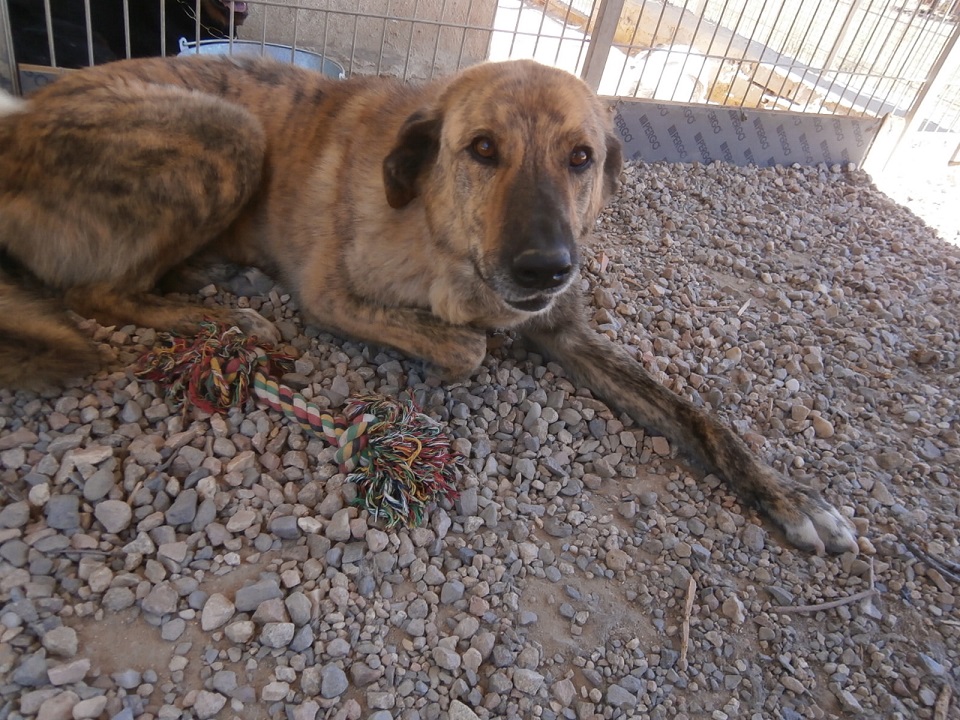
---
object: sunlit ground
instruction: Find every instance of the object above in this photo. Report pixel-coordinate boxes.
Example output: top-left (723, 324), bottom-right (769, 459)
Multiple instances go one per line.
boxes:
top-left (872, 154), bottom-right (960, 248)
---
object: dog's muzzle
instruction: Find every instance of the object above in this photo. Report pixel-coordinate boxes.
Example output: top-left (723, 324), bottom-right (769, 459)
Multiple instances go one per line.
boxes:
top-left (497, 177), bottom-right (577, 311)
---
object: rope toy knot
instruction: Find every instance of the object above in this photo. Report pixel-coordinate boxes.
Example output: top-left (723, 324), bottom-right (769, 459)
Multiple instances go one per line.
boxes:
top-left (136, 322), bottom-right (460, 527)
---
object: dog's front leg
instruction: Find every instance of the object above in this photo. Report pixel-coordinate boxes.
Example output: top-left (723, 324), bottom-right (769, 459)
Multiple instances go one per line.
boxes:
top-left (309, 294), bottom-right (488, 380)
top-left (521, 291), bottom-right (858, 555)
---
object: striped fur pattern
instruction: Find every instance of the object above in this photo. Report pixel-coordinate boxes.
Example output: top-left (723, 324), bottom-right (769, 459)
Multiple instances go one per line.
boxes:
top-left (0, 56), bottom-right (857, 553)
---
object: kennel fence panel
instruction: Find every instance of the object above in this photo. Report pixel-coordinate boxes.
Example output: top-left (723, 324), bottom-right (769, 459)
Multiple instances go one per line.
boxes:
top-left (0, 0), bottom-right (958, 164)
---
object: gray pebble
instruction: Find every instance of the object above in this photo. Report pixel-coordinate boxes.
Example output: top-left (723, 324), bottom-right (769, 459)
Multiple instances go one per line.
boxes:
top-left (41, 626), bottom-right (77, 657)
top-left (234, 579), bottom-right (282, 612)
top-left (94, 500), bottom-right (132, 534)
top-left (45, 495), bottom-right (80, 531)
top-left (440, 580), bottom-right (465, 604)
top-left (607, 684), bottom-right (638, 708)
top-left (260, 622), bottom-right (295, 648)
top-left (432, 646), bottom-right (461, 671)
top-left (13, 652), bottom-right (49, 686)
top-left (320, 665), bottom-right (348, 698)
top-left (0, 500), bottom-right (30, 528)
top-left (164, 488), bottom-right (198, 526)
top-left (82, 468), bottom-right (116, 502)
top-left (269, 515), bottom-right (301, 539)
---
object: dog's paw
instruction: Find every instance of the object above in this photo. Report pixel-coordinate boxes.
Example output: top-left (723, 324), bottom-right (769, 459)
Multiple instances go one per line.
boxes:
top-left (233, 309), bottom-right (282, 346)
top-left (758, 474), bottom-right (859, 555)
top-left (435, 327), bottom-right (488, 381)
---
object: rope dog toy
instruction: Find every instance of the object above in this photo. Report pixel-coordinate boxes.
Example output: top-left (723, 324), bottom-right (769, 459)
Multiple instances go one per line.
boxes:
top-left (136, 322), bottom-right (460, 527)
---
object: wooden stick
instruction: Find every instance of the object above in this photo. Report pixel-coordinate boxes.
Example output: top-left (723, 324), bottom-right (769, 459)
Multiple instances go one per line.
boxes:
top-left (679, 576), bottom-right (695, 663)
top-left (934, 683), bottom-right (952, 720)
top-left (772, 558), bottom-right (878, 614)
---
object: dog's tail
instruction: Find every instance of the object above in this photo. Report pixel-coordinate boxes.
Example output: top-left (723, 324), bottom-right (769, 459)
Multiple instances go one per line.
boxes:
top-left (0, 272), bottom-right (99, 389)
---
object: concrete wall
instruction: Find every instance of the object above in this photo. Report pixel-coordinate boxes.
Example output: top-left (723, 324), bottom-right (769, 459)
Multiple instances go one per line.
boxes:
top-left (239, 0), bottom-right (498, 79)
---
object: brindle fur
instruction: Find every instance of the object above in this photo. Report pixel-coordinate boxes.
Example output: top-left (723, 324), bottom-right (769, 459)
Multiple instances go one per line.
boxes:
top-left (0, 55), bottom-right (857, 554)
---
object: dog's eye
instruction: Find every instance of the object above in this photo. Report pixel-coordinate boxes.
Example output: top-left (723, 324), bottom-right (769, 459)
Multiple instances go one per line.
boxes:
top-left (469, 136), bottom-right (498, 164)
top-left (570, 147), bottom-right (592, 170)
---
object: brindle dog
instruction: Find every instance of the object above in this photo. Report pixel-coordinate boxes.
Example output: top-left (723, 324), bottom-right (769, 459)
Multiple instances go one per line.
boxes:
top-left (0, 56), bottom-right (857, 554)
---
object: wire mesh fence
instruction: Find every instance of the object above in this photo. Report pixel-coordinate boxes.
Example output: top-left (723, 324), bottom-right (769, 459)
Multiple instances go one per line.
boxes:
top-left (1, 1), bottom-right (958, 154)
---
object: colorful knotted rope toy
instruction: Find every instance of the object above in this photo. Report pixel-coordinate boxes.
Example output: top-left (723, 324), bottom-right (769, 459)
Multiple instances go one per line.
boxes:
top-left (136, 322), bottom-right (460, 527)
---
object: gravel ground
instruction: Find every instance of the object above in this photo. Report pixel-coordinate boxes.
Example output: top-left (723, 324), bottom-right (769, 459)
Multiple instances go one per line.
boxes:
top-left (1, 159), bottom-right (959, 720)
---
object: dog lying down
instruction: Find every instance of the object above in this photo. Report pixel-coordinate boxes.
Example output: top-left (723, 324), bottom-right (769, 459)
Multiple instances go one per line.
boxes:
top-left (0, 55), bottom-right (858, 555)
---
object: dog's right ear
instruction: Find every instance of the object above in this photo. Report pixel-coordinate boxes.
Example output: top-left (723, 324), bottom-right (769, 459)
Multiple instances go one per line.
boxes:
top-left (383, 110), bottom-right (442, 209)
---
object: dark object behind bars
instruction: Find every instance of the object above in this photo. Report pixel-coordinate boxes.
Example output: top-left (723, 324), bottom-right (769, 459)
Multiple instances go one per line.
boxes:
top-left (9, 0), bottom-right (248, 68)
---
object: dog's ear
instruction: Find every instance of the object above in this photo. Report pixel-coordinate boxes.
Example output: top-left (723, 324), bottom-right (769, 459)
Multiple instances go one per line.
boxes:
top-left (383, 110), bottom-right (442, 209)
top-left (602, 132), bottom-right (624, 201)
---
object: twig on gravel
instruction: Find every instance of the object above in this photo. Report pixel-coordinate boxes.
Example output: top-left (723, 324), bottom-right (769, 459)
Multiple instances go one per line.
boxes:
top-left (934, 683), bottom-right (952, 720)
top-left (903, 536), bottom-right (960, 584)
top-left (772, 558), bottom-right (879, 614)
top-left (680, 575), bottom-right (696, 664)
top-left (771, 588), bottom-right (878, 614)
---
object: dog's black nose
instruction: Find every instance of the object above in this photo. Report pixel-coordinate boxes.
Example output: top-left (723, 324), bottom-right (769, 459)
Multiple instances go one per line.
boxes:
top-left (511, 249), bottom-right (573, 290)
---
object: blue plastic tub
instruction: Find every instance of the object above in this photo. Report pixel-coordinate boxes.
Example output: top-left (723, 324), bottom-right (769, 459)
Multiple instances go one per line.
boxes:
top-left (178, 38), bottom-right (345, 79)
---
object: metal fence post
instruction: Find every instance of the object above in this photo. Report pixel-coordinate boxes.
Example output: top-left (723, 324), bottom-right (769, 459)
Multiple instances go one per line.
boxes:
top-left (580, 0), bottom-right (626, 92)
top-left (899, 19), bottom-right (960, 137)
top-left (0, 0), bottom-right (20, 95)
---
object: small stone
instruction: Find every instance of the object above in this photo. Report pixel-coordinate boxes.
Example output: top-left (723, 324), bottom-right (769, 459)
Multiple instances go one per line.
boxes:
top-left (320, 665), bottom-right (348, 698)
top-left (651, 436), bottom-right (671, 455)
top-left (834, 688), bottom-right (864, 713)
top-left (42, 626), bottom-right (78, 657)
top-left (269, 515), bottom-right (300, 539)
top-left (165, 489), bottom-right (198, 526)
top-left (13, 652), bottom-right (48, 686)
top-left (432, 646), bottom-right (461, 671)
top-left (37, 691), bottom-right (79, 720)
top-left (112, 669), bottom-right (142, 689)
top-left (201, 593), bottom-right (235, 631)
top-left (781, 675), bottom-right (806, 694)
top-left (47, 658), bottom-right (90, 686)
top-left (812, 415), bottom-right (835, 438)
top-left (290, 700), bottom-right (320, 720)
top-left (259, 622), bottom-right (295, 648)
top-left (741, 524), bottom-right (766, 552)
top-left (441, 580), bottom-right (465, 604)
top-left (102, 587), bottom-right (136, 611)
top-left (512, 668), bottom-right (544, 694)
top-left (552, 678), bottom-right (576, 706)
top-left (366, 528), bottom-right (389, 552)
top-left (172, 611), bottom-right (200, 643)
top-left (234, 579), bottom-right (282, 612)
top-left (94, 500), bottom-right (132, 534)
top-left (721, 595), bottom-right (746, 624)
top-left (326, 508), bottom-right (353, 542)
top-left (0, 500), bottom-right (30, 528)
top-left (607, 684), bottom-right (638, 708)
top-left (449, 700), bottom-right (482, 720)
top-left (285, 592), bottom-right (312, 626)
top-left (193, 691), bottom-right (227, 720)
top-left (82, 469), bottom-right (115, 502)
top-left (350, 662), bottom-right (380, 686)
top-left (224, 620), bottom-right (255, 644)
top-left (262, 681), bottom-right (290, 702)
top-left (141, 582), bottom-right (179, 616)
top-left (72, 696), bottom-right (107, 720)
top-left (606, 548), bottom-right (630, 571)
top-left (45, 495), bottom-right (80, 531)
top-left (226, 509), bottom-right (258, 533)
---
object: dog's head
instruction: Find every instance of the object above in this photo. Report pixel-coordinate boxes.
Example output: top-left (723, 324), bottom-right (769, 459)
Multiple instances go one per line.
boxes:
top-left (201, 1), bottom-right (248, 30)
top-left (383, 60), bottom-right (622, 314)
